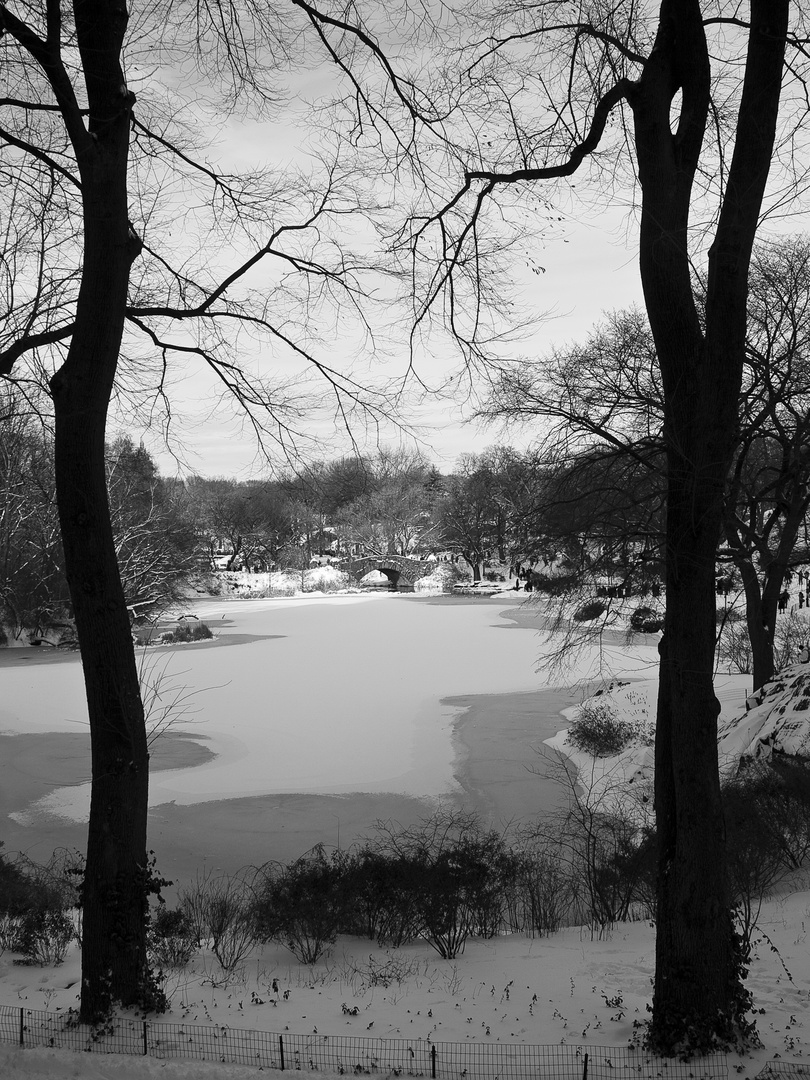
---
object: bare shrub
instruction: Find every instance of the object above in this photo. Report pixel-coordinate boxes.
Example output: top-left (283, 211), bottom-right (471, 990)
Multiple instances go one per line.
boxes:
top-left (253, 846), bottom-right (345, 964)
top-left (369, 811), bottom-right (516, 959)
top-left (338, 847), bottom-right (417, 944)
top-left (716, 617), bottom-right (753, 675)
top-left (12, 910), bottom-right (75, 966)
top-left (179, 870), bottom-right (257, 973)
top-left (717, 609), bottom-right (810, 676)
top-left (0, 846), bottom-right (81, 962)
top-left (149, 907), bottom-right (197, 969)
top-left (538, 755), bottom-right (655, 934)
top-left (566, 702), bottom-right (634, 757)
top-left (723, 773), bottom-right (791, 950)
top-left (507, 835), bottom-right (575, 936)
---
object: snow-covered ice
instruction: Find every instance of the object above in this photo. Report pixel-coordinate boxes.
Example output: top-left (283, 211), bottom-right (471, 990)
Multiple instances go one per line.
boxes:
top-left (2, 594), bottom-right (660, 824)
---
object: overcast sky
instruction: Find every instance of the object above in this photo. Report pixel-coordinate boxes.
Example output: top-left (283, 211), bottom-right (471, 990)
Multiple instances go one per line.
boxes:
top-left (132, 215), bottom-right (643, 480)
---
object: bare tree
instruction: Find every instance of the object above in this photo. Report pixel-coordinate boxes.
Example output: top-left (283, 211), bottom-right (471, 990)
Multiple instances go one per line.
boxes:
top-left (0, 0), bottom-right (396, 1020)
top-left (486, 237), bottom-right (810, 691)
top-left (723, 236), bottom-right (810, 688)
top-left (295, 0), bottom-right (809, 1053)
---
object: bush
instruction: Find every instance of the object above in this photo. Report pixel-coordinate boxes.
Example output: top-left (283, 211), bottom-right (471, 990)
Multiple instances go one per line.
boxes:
top-left (267, 573), bottom-right (298, 597)
top-left (302, 566), bottom-right (351, 593)
top-left (12, 910), bottom-right (75, 965)
top-left (629, 606), bottom-right (664, 633)
top-left (0, 845), bottom-right (78, 920)
top-left (415, 563), bottom-right (467, 593)
top-left (573, 599), bottom-right (607, 622)
top-left (179, 870), bottom-right (257, 973)
top-left (338, 848), bottom-right (414, 943)
top-left (722, 772), bottom-right (792, 949)
top-left (149, 906), bottom-right (197, 969)
top-left (566, 702), bottom-right (634, 757)
top-left (167, 621), bottom-right (214, 643)
top-left (366, 812), bottom-right (517, 959)
top-left (0, 853), bottom-right (52, 918)
top-left (253, 846), bottom-right (345, 964)
top-left (339, 846), bottom-right (423, 947)
top-left (716, 616), bottom-right (752, 674)
top-left (506, 841), bottom-right (574, 936)
top-left (716, 606), bottom-right (745, 623)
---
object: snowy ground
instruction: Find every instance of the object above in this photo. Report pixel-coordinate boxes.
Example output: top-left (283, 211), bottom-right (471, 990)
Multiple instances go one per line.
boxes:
top-left (1, 879), bottom-right (809, 1080)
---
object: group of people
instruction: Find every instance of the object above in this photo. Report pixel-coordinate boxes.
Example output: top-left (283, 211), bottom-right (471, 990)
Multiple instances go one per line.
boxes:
top-left (777, 568), bottom-right (810, 612)
top-left (778, 588), bottom-right (806, 612)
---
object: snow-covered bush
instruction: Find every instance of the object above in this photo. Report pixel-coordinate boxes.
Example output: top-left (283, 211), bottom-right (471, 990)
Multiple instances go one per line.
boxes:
top-left (267, 572), bottom-right (299, 596)
top-left (629, 606), bottom-right (664, 633)
top-left (573, 599), bottom-right (607, 622)
top-left (302, 565), bottom-right (351, 593)
top-left (567, 702), bottom-right (635, 758)
top-left (415, 562), bottom-right (466, 593)
top-left (168, 621), bottom-right (213, 643)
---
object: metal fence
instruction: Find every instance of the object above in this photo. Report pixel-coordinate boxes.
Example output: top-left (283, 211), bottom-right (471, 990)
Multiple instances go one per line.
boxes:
top-left (0, 1004), bottom-right (729, 1080)
top-left (754, 1066), bottom-right (810, 1079)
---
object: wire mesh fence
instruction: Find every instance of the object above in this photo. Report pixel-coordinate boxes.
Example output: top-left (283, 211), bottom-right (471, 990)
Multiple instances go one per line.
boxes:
top-left (754, 1066), bottom-right (810, 1079)
top-left (0, 1003), bottom-right (730, 1079)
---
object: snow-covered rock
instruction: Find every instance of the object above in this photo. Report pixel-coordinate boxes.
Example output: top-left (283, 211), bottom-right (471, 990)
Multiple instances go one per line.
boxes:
top-left (717, 661), bottom-right (810, 772)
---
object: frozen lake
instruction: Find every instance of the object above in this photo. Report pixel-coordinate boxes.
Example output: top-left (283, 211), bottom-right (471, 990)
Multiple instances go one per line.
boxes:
top-left (0, 593), bottom-right (660, 824)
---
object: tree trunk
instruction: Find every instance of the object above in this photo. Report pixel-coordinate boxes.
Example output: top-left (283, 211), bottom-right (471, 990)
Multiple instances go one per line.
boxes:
top-left (629, 1), bottom-right (789, 1050)
top-left (48, 0), bottom-right (150, 1021)
top-left (53, 376), bottom-right (151, 1020)
top-left (650, 445), bottom-right (741, 1050)
top-left (734, 554), bottom-right (776, 691)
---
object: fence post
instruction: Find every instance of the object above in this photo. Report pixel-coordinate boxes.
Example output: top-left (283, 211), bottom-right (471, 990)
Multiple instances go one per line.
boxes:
top-left (431, 1043), bottom-right (436, 1079)
top-left (279, 1033), bottom-right (285, 1071)
top-left (583, 1052), bottom-right (589, 1080)
top-left (143, 1021), bottom-right (148, 1056)
top-left (19, 1008), bottom-right (24, 1047)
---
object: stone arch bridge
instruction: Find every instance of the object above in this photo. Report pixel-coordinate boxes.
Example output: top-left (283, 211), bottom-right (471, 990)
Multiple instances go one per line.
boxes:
top-left (347, 554), bottom-right (434, 589)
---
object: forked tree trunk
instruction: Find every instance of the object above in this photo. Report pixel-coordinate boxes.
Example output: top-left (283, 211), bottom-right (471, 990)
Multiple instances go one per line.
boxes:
top-left (629, 1), bottom-right (789, 1050)
top-left (735, 556), bottom-right (778, 691)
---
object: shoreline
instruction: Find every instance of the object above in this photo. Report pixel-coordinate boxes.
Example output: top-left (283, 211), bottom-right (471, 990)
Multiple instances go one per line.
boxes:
top-left (0, 680), bottom-right (581, 885)
top-left (0, 595), bottom-right (631, 884)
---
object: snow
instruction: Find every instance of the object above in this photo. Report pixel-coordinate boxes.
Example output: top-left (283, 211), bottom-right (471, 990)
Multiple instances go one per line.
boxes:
top-left (3, 596), bottom-right (810, 1078)
top-left (1, 888), bottom-right (809, 1079)
top-left (717, 662), bottom-right (810, 770)
top-left (544, 674), bottom-right (752, 816)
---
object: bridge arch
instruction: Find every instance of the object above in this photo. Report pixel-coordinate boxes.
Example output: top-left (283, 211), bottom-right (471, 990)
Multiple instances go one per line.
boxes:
top-left (347, 554), bottom-right (434, 589)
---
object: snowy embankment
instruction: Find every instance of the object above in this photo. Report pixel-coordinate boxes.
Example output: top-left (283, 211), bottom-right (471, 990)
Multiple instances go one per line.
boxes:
top-left (546, 661), bottom-right (810, 811)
